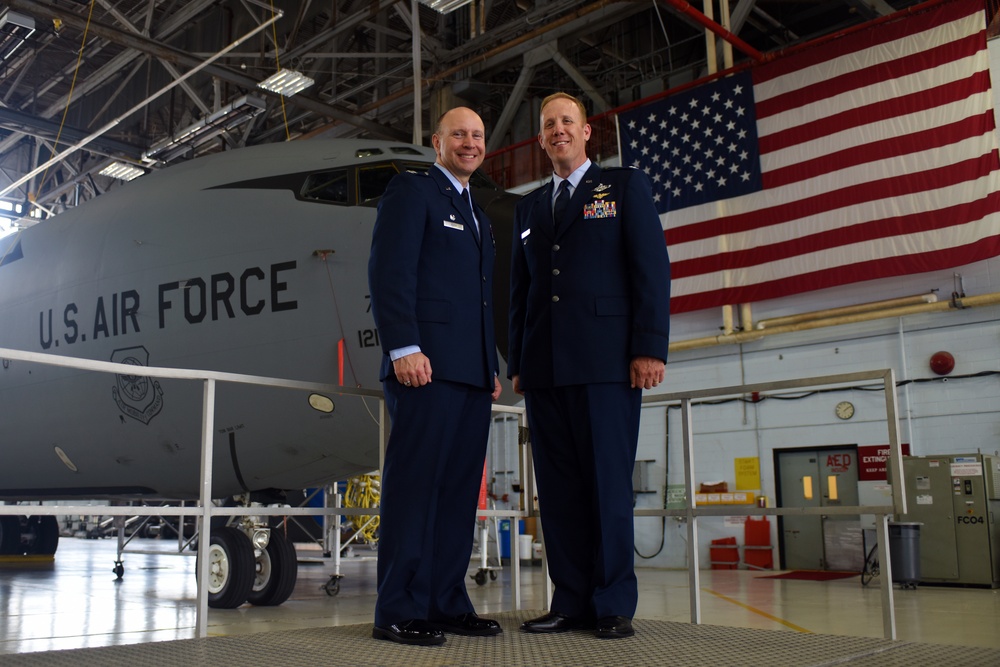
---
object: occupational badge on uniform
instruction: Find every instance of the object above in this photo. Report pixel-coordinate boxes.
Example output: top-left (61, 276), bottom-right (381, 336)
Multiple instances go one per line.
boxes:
top-left (593, 183), bottom-right (611, 193)
top-left (583, 200), bottom-right (617, 219)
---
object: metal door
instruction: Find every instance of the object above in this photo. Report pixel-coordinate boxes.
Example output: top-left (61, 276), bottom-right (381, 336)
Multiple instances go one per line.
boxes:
top-left (778, 451), bottom-right (824, 569)
top-left (776, 447), bottom-right (860, 570)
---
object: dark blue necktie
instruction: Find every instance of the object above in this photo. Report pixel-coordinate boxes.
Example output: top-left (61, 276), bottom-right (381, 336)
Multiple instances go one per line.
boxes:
top-left (553, 180), bottom-right (570, 232)
top-left (463, 188), bottom-right (479, 240)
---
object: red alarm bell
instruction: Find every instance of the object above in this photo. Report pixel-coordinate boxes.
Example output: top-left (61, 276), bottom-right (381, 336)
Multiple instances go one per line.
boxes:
top-left (929, 351), bottom-right (955, 376)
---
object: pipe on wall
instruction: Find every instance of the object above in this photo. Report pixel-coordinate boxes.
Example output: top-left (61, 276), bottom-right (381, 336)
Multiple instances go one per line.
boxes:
top-left (670, 292), bottom-right (1000, 353)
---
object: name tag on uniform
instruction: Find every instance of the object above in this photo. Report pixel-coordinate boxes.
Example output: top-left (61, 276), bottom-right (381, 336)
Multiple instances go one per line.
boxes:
top-left (521, 228), bottom-right (531, 239)
top-left (444, 220), bottom-right (464, 230)
top-left (584, 200), bottom-right (617, 219)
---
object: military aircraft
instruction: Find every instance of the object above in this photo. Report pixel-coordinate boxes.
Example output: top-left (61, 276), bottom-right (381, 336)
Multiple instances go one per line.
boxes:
top-left (0, 139), bottom-right (518, 607)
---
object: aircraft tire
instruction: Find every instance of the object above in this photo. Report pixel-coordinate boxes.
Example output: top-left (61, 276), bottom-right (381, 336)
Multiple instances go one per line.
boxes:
top-left (24, 516), bottom-right (59, 555)
top-left (202, 527), bottom-right (255, 609)
top-left (0, 516), bottom-right (20, 555)
top-left (247, 529), bottom-right (298, 606)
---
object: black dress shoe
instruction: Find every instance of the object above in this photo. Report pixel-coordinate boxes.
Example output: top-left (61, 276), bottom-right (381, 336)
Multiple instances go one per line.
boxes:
top-left (431, 613), bottom-right (502, 636)
top-left (595, 615), bottom-right (634, 639)
top-left (372, 619), bottom-right (446, 646)
top-left (520, 611), bottom-right (583, 633)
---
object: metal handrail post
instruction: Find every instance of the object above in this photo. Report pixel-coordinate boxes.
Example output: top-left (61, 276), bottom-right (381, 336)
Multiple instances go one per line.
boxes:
top-left (884, 368), bottom-right (907, 515)
top-left (876, 513), bottom-right (896, 639)
top-left (195, 378), bottom-right (217, 638)
top-left (681, 397), bottom-right (701, 624)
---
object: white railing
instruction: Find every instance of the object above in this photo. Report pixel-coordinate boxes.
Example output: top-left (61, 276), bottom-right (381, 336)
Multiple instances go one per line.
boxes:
top-left (0, 346), bottom-right (531, 638)
top-left (636, 368), bottom-right (906, 639)
top-left (1, 348), bottom-right (905, 640)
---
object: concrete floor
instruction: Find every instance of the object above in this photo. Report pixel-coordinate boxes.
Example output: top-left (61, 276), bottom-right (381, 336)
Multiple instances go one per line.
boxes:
top-left (1, 536), bottom-right (999, 655)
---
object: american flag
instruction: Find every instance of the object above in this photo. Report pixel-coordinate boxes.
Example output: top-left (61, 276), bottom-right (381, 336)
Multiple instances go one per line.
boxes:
top-left (619, 0), bottom-right (1000, 314)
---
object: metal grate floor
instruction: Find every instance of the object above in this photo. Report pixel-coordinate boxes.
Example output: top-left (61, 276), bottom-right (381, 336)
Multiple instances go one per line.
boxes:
top-left (0, 610), bottom-right (997, 667)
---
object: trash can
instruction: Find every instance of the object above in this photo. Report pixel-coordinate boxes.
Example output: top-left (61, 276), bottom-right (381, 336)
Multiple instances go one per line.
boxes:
top-left (887, 522), bottom-right (921, 588)
top-left (498, 519), bottom-right (525, 561)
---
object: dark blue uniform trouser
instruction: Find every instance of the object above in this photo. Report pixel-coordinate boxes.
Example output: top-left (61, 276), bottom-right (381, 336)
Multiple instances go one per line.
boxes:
top-left (525, 382), bottom-right (642, 620)
top-left (374, 378), bottom-right (491, 627)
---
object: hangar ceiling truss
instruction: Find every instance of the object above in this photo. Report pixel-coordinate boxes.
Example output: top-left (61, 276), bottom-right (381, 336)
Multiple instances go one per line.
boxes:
top-left (0, 0), bottom-right (981, 219)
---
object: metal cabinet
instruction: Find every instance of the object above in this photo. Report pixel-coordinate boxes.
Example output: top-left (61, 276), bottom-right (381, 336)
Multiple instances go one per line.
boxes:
top-left (899, 454), bottom-right (1000, 587)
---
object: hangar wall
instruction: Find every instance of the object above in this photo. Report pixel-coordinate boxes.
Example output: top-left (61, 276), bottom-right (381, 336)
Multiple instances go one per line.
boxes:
top-left (635, 254), bottom-right (1000, 569)
top-left (619, 39), bottom-right (1000, 570)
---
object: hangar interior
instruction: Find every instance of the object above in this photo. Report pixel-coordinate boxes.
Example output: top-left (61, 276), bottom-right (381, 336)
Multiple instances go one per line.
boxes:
top-left (3, 0), bottom-right (1000, 662)
top-left (0, 0), bottom-right (975, 220)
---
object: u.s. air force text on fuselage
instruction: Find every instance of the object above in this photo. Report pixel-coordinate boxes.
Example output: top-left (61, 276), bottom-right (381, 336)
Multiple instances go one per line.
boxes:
top-left (38, 260), bottom-right (298, 350)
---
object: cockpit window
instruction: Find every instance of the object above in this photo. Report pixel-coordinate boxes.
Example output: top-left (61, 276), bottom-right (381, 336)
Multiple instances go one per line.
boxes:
top-left (295, 159), bottom-right (501, 208)
top-left (301, 168), bottom-right (349, 204)
top-left (355, 148), bottom-right (385, 158)
top-left (358, 165), bottom-right (403, 204)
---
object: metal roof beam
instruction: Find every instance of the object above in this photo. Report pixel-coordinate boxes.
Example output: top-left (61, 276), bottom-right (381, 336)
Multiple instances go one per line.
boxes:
top-left (5, 0), bottom-right (407, 141)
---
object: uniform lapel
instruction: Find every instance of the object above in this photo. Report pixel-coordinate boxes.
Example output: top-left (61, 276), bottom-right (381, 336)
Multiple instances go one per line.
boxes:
top-left (534, 181), bottom-right (556, 241)
top-left (430, 167), bottom-right (481, 247)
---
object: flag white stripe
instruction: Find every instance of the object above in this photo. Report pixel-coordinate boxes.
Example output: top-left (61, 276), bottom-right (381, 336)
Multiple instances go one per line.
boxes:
top-left (762, 89), bottom-right (994, 173)
top-left (669, 172), bottom-right (1000, 262)
top-left (753, 12), bottom-right (983, 104)
top-left (671, 210), bottom-right (1000, 297)
top-left (666, 132), bottom-right (997, 231)
top-left (757, 54), bottom-right (990, 146)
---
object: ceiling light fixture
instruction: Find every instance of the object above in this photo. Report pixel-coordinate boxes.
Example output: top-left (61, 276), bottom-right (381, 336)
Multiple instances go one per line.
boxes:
top-left (142, 95), bottom-right (266, 163)
top-left (0, 8), bottom-right (35, 62)
top-left (99, 162), bottom-right (145, 182)
top-left (258, 69), bottom-right (314, 97)
top-left (417, 0), bottom-right (474, 13)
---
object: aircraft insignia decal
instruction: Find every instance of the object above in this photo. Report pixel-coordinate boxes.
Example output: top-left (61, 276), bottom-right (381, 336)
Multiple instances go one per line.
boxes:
top-left (111, 346), bottom-right (164, 425)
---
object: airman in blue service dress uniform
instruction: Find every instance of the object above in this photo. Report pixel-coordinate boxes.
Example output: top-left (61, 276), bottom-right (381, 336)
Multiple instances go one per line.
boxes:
top-left (368, 107), bottom-right (503, 646)
top-left (508, 93), bottom-right (671, 639)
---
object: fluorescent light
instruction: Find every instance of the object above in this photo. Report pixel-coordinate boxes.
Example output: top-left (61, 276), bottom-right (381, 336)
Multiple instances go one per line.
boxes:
top-left (99, 162), bottom-right (145, 182)
top-left (0, 9), bottom-right (35, 62)
top-left (417, 0), bottom-right (474, 13)
top-left (258, 69), bottom-right (314, 97)
top-left (142, 95), bottom-right (266, 163)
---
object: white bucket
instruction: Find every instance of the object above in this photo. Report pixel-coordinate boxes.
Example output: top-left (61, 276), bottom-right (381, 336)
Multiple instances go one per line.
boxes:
top-left (518, 534), bottom-right (533, 560)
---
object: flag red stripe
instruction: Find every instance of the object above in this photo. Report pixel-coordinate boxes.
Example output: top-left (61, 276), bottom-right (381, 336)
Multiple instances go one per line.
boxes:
top-left (670, 191), bottom-right (1000, 279)
top-left (752, 0), bottom-right (983, 85)
top-left (666, 152), bottom-right (998, 245)
top-left (670, 238), bottom-right (1000, 314)
top-left (755, 34), bottom-right (984, 123)
top-left (760, 71), bottom-right (992, 155)
top-left (763, 111), bottom-right (996, 189)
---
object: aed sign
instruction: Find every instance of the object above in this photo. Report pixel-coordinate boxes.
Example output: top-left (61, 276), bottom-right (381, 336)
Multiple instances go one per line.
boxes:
top-left (826, 453), bottom-right (852, 474)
